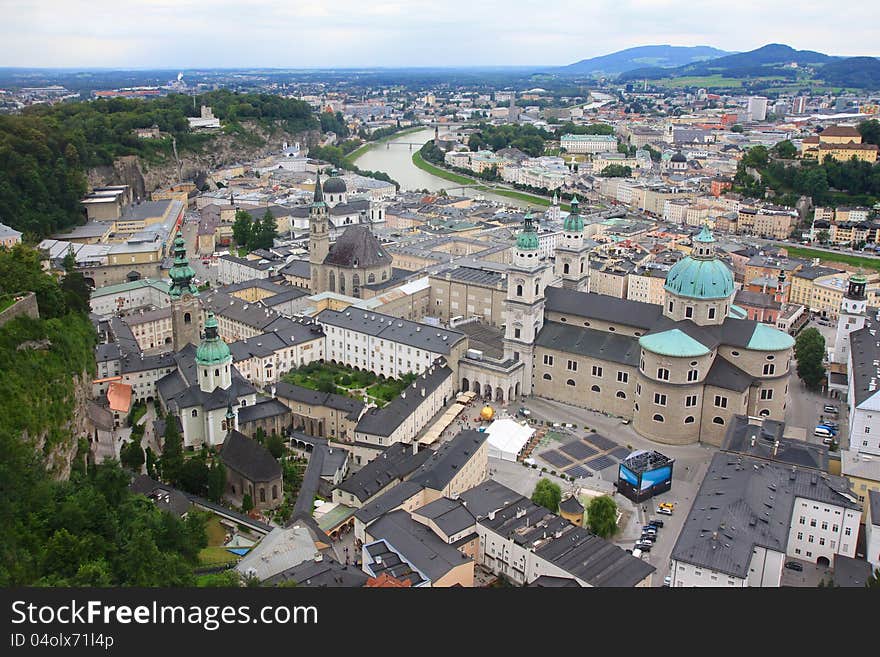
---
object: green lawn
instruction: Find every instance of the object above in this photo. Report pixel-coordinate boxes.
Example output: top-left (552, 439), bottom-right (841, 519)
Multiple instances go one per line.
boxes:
top-left (282, 362), bottom-right (419, 407)
top-left (198, 546), bottom-right (239, 567)
top-left (782, 246), bottom-right (880, 272)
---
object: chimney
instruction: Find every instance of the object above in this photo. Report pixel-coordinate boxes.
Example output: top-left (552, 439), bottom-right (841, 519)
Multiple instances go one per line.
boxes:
top-left (772, 440), bottom-right (780, 457)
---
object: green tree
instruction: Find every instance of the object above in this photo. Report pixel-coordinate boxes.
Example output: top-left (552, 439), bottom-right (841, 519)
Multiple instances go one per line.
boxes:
top-left (731, 124), bottom-right (744, 133)
top-left (816, 230), bottom-right (830, 244)
top-left (242, 493), bottom-right (254, 514)
top-left (795, 327), bottom-right (826, 389)
top-left (772, 140), bottom-right (798, 159)
top-left (859, 119), bottom-right (880, 146)
top-left (586, 495), bottom-right (618, 538)
top-left (160, 413), bottom-right (184, 485)
top-left (120, 439), bottom-right (145, 472)
top-left (266, 433), bottom-right (285, 459)
top-left (531, 478), bottom-right (562, 513)
top-left (600, 165), bottom-right (632, 178)
top-left (198, 569), bottom-right (241, 587)
top-left (232, 210), bottom-right (253, 248)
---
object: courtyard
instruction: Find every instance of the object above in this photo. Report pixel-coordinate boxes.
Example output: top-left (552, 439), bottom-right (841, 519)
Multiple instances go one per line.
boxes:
top-left (282, 361), bottom-right (418, 407)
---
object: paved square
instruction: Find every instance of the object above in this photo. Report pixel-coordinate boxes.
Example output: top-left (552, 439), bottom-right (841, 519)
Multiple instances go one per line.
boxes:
top-left (564, 464), bottom-right (593, 479)
top-left (585, 434), bottom-right (617, 451)
top-left (586, 454), bottom-right (617, 471)
top-left (540, 449), bottom-right (574, 468)
top-left (610, 446), bottom-right (632, 460)
top-left (559, 440), bottom-right (598, 460)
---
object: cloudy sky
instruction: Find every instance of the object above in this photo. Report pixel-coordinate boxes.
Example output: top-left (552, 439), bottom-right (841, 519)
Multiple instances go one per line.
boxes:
top-left (3, 0), bottom-right (877, 68)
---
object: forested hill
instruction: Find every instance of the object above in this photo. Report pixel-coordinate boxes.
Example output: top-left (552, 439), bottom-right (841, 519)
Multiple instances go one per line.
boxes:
top-left (0, 245), bottom-right (209, 586)
top-left (0, 90), bottom-right (318, 240)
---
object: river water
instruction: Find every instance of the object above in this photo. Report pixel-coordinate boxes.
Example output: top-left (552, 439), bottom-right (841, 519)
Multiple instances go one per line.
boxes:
top-left (352, 127), bottom-right (529, 207)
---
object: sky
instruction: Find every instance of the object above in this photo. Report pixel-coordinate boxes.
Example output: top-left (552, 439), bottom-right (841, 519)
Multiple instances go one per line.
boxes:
top-left (2, 0), bottom-right (878, 69)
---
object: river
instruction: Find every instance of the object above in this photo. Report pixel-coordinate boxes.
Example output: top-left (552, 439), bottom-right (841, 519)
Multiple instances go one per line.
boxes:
top-left (351, 127), bottom-right (530, 207)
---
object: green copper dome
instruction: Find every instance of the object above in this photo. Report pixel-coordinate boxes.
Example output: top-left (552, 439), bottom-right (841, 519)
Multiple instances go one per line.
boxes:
top-left (168, 235), bottom-right (198, 299)
top-left (196, 313), bottom-right (231, 366)
top-left (664, 257), bottom-right (734, 300)
top-left (664, 225), bottom-right (734, 300)
top-left (563, 208), bottom-right (583, 233)
top-left (516, 211), bottom-right (540, 251)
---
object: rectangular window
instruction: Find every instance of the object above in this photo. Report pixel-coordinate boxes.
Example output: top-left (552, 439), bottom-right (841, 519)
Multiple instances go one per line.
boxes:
top-left (657, 368), bottom-right (670, 381)
top-left (617, 371), bottom-right (628, 383)
top-left (797, 532), bottom-right (803, 540)
top-left (685, 306), bottom-right (694, 318)
top-left (686, 395), bottom-right (698, 407)
top-left (819, 537), bottom-right (825, 546)
top-left (591, 365), bottom-right (602, 376)
top-left (687, 369), bottom-right (698, 382)
top-left (810, 519), bottom-right (817, 527)
top-left (543, 355), bottom-right (554, 366)
top-left (514, 328), bottom-right (521, 339)
top-left (821, 521), bottom-right (828, 530)
top-left (714, 395), bottom-right (728, 408)
top-left (654, 393), bottom-right (667, 407)
top-left (763, 363), bottom-right (775, 375)
top-left (845, 527), bottom-right (851, 536)
top-left (568, 360), bottom-right (579, 372)
top-left (708, 307), bottom-right (716, 320)
top-left (760, 389), bottom-right (773, 400)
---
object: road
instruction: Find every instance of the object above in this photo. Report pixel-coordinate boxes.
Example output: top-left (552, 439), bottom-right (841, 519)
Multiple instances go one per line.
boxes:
top-left (180, 214), bottom-right (219, 287)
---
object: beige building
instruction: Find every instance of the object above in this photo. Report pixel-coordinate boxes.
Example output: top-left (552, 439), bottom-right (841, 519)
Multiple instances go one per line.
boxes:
top-left (627, 267), bottom-right (669, 306)
top-left (429, 266), bottom-right (507, 328)
top-left (532, 226), bottom-right (794, 447)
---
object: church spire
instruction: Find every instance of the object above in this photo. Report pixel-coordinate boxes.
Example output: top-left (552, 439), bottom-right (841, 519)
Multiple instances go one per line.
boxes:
top-left (313, 172), bottom-right (324, 205)
top-left (168, 234), bottom-right (198, 299)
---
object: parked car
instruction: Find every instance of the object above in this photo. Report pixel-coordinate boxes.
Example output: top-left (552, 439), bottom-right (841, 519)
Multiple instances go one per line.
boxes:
top-left (663, 576), bottom-right (672, 587)
top-left (823, 405), bottom-right (839, 415)
top-left (814, 426), bottom-right (835, 439)
top-left (517, 407), bottom-right (531, 418)
top-left (634, 543), bottom-right (652, 553)
top-left (656, 507), bottom-right (673, 516)
top-left (658, 502), bottom-right (675, 510)
top-left (784, 561), bottom-right (804, 572)
top-left (648, 519), bottom-right (664, 528)
top-left (641, 526), bottom-right (658, 534)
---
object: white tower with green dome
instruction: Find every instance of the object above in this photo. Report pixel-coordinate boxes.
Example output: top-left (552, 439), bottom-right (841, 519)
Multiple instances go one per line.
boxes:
top-left (504, 211), bottom-right (547, 394)
top-left (169, 234), bottom-right (201, 351)
top-left (553, 196), bottom-right (590, 292)
top-left (196, 312), bottom-right (232, 393)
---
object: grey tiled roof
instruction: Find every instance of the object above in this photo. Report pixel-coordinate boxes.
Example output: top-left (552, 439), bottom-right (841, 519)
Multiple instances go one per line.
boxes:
top-left (544, 286), bottom-right (663, 330)
top-left (220, 430), bottom-right (282, 482)
top-left (535, 321), bottom-right (640, 367)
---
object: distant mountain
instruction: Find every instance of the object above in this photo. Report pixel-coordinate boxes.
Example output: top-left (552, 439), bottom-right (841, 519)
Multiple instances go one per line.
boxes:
top-left (560, 45), bottom-right (731, 76)
top-left (618, 43), bottom-right (844, 83)
top-left (819, 56), bottom-right (880, 88)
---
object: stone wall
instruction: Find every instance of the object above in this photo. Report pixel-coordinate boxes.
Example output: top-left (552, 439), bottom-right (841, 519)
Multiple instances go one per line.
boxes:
top-left (0, 292), bottom-right (39, 328)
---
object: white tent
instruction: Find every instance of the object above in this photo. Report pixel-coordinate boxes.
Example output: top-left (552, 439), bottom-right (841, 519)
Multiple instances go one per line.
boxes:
top-left (485, 418), bottom-right (534, 462)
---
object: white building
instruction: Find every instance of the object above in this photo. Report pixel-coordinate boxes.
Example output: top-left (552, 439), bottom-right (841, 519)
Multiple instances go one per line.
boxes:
top-left (670, 452), bottom-right (861, 587)
top-left (89, 278), bottom-right (172, 317)
top-left (217, 254), bottom-right (284, 285)
top-left (317, 308), bottom-right (467, 379)
top-left (867, 490), bottom-right (880, 570)
top-left (560, 134), bottom-right (618, 154)
top-left (846, 307), bottom-right (880, 456)
top-left (748, 97), bottom-right (768, 122)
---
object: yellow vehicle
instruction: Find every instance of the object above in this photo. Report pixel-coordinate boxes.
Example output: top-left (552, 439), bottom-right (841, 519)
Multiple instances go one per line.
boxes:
top-left (658, 502), bottom-right (675, 511)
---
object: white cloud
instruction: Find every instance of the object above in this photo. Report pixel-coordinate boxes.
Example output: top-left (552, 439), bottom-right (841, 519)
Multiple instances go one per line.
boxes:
top-left (1, 0), bottom-right (876, 67)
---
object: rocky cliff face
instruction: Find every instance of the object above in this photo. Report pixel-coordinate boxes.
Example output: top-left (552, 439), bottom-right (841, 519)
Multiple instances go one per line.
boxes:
top-left (24, 371), bottom-right (93, 481)
top-left (88, 122), bottom-right (321, 194)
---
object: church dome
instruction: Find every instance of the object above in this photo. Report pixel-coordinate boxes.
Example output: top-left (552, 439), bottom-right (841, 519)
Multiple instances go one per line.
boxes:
top-left (563, 197), bottom-right (583, 232)
top-left (664, 257), bottom-right (734, 300)
top-left (671, 151), bottom-right (687, 163)
top-left (196, 313), bottom-right (231, 365)
top-left (323, 176), bottom-right (347, 194)
top-left (664, 226), bottom-right (734, 300)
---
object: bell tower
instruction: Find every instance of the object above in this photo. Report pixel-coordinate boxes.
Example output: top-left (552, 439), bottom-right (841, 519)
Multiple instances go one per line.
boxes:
top-left (309, 172), bottom-right (330, 294)
top-left (169, 234), bottom-right (200, 351)
top-left (833, 272), bottom-right (867, 364)
top-left (504, 211), bottom-right (547, 395)
top-left (553, 196), bottom-right (590, 291)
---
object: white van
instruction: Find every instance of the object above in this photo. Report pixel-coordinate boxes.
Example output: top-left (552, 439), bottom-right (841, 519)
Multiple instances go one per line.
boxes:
top-left (813, 426), bottom-right (834, 439)
top-left (632, 548), bottom-right (643, 559)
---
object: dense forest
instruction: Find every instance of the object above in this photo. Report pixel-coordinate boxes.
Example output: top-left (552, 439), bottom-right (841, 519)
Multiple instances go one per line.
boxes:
top-left (0, 90), bottom-right (318, 240)
top-left (0, 245), bottom-right (209, 586)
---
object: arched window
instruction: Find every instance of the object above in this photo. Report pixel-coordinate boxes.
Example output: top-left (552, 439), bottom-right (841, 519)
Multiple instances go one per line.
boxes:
top-left (367, 272), bottom-right (375, 284)
top-left (215, 369), bottom-right (220, 377)
top-left (352, 273), bottom-right (360, 289)
top-left (543, 373), bottom-right (552, 380)
top-left (191, 409), bottom-right (198, 417)
top-left (328, 270), bottom-right (335, 292)
top-left (382, 270), bottom-right (387, 280)
top-left (566, 379), bottom-right (576, 386)
top-left (259, 488), bottom-right (266, 503)
top-left (339, 273), bottom-right (346, 294)
top-left (563, 263), bottom-right (570, 274)
top-left (616, 391), bottom-right (626, 399)
top-left (184, 312), bottom-right (192, 324)
top-left (590, 384), bottom-right (600, 392)
top-left (580, 261), bottom-right (584, 273)
top-left (653, 414), bottom-right (664, 422)
top-left (759, 409), bottom-right (770, 417)
top-left (712, 416), bottom-right (725, 425)
top-left (516, 284), bottom-right (523, 296)
top-left (684, 416), bottom-right (695, 424)
top-left (634, 403), bottom-right (639, 411)
top-left (535, 282), bottom-right (539, 295)
top-left (272, 485), bottom-right (278, 499)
